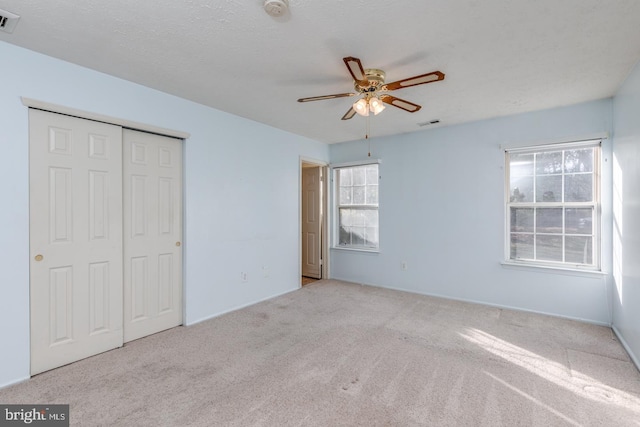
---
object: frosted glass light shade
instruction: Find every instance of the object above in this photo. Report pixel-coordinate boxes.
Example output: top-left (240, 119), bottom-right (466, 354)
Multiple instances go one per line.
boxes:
top-left (369, 96), bottom-right (385, 115)
top-left (353, 98), bottom-right (369, 116)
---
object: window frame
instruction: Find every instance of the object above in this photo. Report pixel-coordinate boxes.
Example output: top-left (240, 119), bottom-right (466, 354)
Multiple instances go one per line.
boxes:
top-left (332, 159), bottom-right (380, 252)
top-left (504, 139), bottom-right (602, 271)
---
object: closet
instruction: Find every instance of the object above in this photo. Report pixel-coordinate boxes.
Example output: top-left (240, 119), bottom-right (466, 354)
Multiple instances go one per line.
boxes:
top-left (29, 109), bottom-right (183, 374)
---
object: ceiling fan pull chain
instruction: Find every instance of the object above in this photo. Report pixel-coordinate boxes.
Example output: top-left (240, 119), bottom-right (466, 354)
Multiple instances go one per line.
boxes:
top-left (366, 114), bottom-right (371, 157)
top-left (365, 113), bottom-right (370, 140)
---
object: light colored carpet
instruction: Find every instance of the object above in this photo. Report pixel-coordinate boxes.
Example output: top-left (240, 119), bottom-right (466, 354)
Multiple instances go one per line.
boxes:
top-left (2, 279), bottom-right (639, 426)
top-left (301, 276), bottom-right (319, 286)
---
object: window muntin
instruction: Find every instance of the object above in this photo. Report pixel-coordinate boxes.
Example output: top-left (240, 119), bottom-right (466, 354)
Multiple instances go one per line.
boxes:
top-left (506, 142), bottom-right (600, 269)
top-left (335, 163), bottom-right (379, 249)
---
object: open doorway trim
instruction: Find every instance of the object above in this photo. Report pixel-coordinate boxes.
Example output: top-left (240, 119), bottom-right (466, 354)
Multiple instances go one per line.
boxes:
top-left (300, 157), bottom-right (329, 285)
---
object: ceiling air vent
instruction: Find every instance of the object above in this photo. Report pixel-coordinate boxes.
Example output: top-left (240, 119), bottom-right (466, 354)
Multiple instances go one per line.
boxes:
top-left (0, 9), bottom-right (20, 34)
top-left (418, 120), bottom-right (440, 127)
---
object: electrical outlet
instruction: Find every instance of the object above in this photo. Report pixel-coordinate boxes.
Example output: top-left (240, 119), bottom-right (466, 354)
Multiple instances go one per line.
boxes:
top-left (401, 261), bottom-right (408, 271)
top-left (262, 266), bottom-right (270, 278)
top-left (241, 272), bottom-right (248, 282)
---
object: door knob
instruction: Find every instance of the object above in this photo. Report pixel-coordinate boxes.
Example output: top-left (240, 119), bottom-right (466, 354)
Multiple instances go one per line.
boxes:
top-left (34, 254), bottom-right (43, 261)
top-left (176, 242), bottom-right (181, 247)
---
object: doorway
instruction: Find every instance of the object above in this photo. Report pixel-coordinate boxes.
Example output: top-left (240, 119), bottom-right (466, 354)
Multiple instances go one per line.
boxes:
top-left (300, 160), bottom-right (328, 286)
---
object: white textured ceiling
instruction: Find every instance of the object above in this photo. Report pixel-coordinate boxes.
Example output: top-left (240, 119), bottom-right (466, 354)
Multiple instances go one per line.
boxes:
top-left (2, 0), bottom-right (640, 144)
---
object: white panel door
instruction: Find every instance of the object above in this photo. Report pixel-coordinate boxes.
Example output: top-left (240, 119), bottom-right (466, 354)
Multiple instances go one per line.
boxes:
top-left (123, 129), bottom-right (182, 342)
top-left (302, 166), bottom-right (322, 279)
top-left (29, 109), bottom-right (123, 375)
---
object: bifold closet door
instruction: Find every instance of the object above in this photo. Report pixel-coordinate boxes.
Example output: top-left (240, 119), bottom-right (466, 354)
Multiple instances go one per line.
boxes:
top-left (29, 109), bottom-right (124, 375)
top-left (123, 129), bottom-right (183, 342)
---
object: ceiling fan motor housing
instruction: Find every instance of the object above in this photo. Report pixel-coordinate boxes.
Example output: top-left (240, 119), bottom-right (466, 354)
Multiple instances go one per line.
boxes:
top-left (264, 0), bottom-right (289, 17)
top-left (355, 69), bottom-right (386, 93)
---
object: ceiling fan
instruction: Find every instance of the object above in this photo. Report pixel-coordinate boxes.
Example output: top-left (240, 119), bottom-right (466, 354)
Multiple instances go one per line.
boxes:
top-left (297, 57), bottom-right (445, 120)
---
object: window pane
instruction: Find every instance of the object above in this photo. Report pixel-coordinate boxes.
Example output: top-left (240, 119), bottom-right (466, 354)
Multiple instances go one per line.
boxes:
top-left (339, 226), bottom-right (350, 245)
top-left (536, 235), bottom-right (563, 262)
top-left (564, 149), bottom-right (593, 173)
top-left (565, 173), bottom-right (593, 202)
top-left (511, 208), bottom-right (534, 232)
top-left (340, 208), bottom-right (364, 227)
top-left (510, 176), bottom-right (533, 202)
top-left (366, 166), bottom-right (378, 184)
top-left (565, 208), bottom-right (593, 235)
top-left (340, 208), bottom-right (379, 228)
top-left (339, 168), bottom-right (352, 186)
top-left (536, 208), bottom-right (562, 234)
top-left (362, 209), bottom-right (377, 224)
top-left (353, 167), bottom-right (365, 186)
top-left (339, 208), bottom-right (352, 227)
top-left (536, 151), bottom-right (563, 174)
top-left (340, 226), bottom-right (370, 246)
top-left (366, 185), bottom-right (378, 204)
top-left (351, 227), bottom-right (365, 245)
top-left (511, 234), bottom-right (533, 259)
top-left (339, 187), bottom-right (352, 205)
top-left (365, 227), bottom-right (379, 247)
top-left (340, 227), bottom-right (378, 247)
top-left (353, 186), bottom-right (365, 204)
top-left (536, 175), bottom-right (562, 202)
top-left (566, 236), bottom-right (593, 264)
top-left (510, 153), bottom-right (534, 176)
top-left (339, 208), bottom-right (378, 247)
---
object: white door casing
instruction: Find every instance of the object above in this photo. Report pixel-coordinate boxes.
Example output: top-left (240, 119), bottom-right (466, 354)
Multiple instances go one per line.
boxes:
top-left (29, 109), bottom-right (124, 375)
top-left (302, 166), bottom-right (322, 279)
top-left (123, 129), bottom-right (183, 342)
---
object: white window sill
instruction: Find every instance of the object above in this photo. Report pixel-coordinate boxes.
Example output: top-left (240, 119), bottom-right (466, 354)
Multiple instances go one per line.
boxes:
top-left (501, 260), bottom-right (607, 278)
top-left (331, 246), bottom-right (380, 254)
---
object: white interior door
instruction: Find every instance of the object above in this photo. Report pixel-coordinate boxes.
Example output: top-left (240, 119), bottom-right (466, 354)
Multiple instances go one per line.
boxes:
top-left (29, 109), bottom-right (124, 375)
top-left (123, 129), bottom-right (183, 342)
top-left (302, 166), bottom-right (322, 279)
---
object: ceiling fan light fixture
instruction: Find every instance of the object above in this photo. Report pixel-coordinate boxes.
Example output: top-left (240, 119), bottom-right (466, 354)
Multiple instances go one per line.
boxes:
top-left (297, 56), bottom-right (445, 122)
top-left (369, 96), bottom-right (385, 115)
top-left (353, 98), bottom-right (369, 116)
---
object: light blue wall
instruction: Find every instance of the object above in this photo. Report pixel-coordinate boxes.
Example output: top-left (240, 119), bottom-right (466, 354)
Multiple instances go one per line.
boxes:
top-left (612, 60), bottom-right (640, 367)
top-left (3, 38), bottom-right (636, 389)
top-left (0, 41), bottom-right (329, 388)
top-left (330, 100), bottom-right (614, 324)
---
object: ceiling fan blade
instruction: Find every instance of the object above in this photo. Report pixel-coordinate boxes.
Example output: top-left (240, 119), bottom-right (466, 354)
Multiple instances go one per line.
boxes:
top-left (341, 107), bottom-right (356, 120)
top-left (383, 71), bottom-right (445, 91)
top-left (297, 93), bottom-right (356, 102)
top-left (380, 95), bottom-right (422, 113)
top-left (343, 57), bottom-right (368, 83)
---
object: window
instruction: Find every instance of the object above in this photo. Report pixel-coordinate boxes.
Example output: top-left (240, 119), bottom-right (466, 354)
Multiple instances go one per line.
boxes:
top-left (334, 162), bottom-right (379, 250)
top-left (506, 140), bottom-right (600, 269)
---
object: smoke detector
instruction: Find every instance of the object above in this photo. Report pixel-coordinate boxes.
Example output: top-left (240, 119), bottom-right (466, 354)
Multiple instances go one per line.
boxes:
top-left (0, 9), bottom-right (20, 33)
top-left (264, 0), bottom-right (289, 17)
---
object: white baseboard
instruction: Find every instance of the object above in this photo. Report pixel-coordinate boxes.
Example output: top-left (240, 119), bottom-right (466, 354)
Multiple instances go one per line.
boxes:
top-left (0, 376), bottom-right (30, 391)
top-left (612, 326), bottom-right (640, 372)
top-left (185, 286), bottom-right (298, 326)
top-left (332, 277), bottom-right (611, 327)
